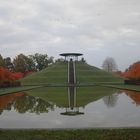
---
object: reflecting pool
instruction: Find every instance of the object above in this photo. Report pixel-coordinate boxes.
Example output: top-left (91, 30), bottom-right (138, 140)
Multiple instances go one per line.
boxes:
top-left (0, 86), bottom-right (140, 128)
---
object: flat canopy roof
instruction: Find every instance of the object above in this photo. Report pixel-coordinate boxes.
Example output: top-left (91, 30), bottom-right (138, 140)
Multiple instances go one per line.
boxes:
top-left (60, 53), bottom-right (83, 57)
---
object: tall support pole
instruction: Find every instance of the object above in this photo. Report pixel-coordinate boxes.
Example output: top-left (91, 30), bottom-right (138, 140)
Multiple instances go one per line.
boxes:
top-left (74, 87), bottom-right (76, 108)
top-left (67, 61), bottom-right (69, 84)
top-left (68, 87), bottom-right (70, 109)
top-left (73, 60), bottom-right (76, 84)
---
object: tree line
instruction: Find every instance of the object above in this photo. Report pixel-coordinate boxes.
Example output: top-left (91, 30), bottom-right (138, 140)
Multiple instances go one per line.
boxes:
top-left (0, 53), bottom-right (54, 72)
top-left (102, 57), bottom-right (140, 82)
top-left (0, 53), bottom-right (140, 86)
top-left (0, 53), bottom-right (54, 87)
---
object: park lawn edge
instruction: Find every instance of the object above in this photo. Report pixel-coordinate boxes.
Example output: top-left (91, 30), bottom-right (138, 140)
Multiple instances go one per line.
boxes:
top-left (0, 84), bottom-right (140, 96)
top-left (0, 86), bottom-right (42, 96)
top-left (0, 129), bottom-right (140, 140)
top-left (100, 84), bottom-right (140, 92)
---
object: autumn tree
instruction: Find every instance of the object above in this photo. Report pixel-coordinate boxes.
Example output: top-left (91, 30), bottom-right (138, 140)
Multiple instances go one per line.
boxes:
top-left (4, 57), bottom-right (14, 71)
top-left (102, 57), bottom-right (118, 72)
top-left (123, 61), bottom-right (140, 80)
top-left (0, 67), bottom-right (15, 81)
top-left (0, 54), bottom-right (5, 67)
top-left (30, 53), bottom-right (54, 71)
top-left (25, 56), bottom-right (36, 71)
top-left (13, 54), bottom-right (35, 73)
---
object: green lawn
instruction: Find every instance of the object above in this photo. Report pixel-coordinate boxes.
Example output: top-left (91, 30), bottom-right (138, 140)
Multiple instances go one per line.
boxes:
top-left (21, 61), bottom-right (124, 86)
top-left (0, 61), bottom-right (139, 95)
top-left (21, 62), bottom-right (68, 86)
top-left (0, 61), bottom-right (140, 96)
top-left (76, 62), bottom-right (124, 84)
top-left (0, 129), bottom-right (140, 140)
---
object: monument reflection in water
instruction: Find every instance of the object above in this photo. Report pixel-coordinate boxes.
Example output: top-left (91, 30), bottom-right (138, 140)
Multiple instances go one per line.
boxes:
top-left (61, 86), bottom-right (84, 116)
top-left (1, 87), bottom-right (140, 128)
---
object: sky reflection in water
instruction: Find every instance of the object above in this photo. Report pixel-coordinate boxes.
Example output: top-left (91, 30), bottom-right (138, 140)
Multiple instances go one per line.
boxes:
top-left (0, 87), bottom-right (140, 128)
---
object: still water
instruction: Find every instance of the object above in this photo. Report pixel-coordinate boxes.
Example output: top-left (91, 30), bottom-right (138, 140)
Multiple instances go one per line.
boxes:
top-left (0, 86), bottom-right (140, 128)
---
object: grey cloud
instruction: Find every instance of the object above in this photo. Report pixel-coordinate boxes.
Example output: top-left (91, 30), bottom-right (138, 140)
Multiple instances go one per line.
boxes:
top-left (0, 0), bottom-right (140, 70)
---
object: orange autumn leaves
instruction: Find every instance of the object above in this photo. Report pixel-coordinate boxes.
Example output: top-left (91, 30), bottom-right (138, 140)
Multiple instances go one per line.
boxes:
top-left (0, 67), bottom-right (34, 82)
top-left (0, 67), bottom-right (24, 81)
top-left (0, 92), bottom-right (25, 109)
top-left (122, 61), bottom-right (140, 80)
top-left (0, 67), bottom-right (15, 81)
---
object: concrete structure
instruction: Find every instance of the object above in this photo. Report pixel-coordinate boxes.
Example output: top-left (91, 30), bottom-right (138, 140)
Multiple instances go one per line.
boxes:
top-left (60, 53), bottom-right (83, 61)
top-left (60, 53), bottom-right (83, 85)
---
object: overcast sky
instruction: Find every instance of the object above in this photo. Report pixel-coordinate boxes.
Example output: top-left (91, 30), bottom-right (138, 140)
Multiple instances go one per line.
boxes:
top-left (0, 0), bottom-right (140, 71)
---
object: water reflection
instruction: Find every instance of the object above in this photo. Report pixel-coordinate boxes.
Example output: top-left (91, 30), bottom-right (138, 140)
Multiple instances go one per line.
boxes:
top-left (0, 93), bottom-right (25, 115)
top-left (124, 90), bottom-right (140, 106)
top-left (0, 86), bottom-right (118, 115)
top-left (61, 86), bottom-right (84, 116)
top-left (1, 87), bottom-right (140, 128)
top-left (102, 90), bottom-right (140, 108)
top-left (103, 93), bottom-right (118, 108)
top-left (0, 93), bottom-right (54, 115)
top-left (0, 88), bottom-right (140, 115)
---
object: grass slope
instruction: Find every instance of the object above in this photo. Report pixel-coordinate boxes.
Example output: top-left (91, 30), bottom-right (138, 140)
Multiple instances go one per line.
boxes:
top-left (21, 61), bottom-right (124, 86)
top-left (76, 62), bottom-right (124, 84)
top-left (1, 61), bottom-right (139, 95)
top-left (21, 62), bottom-right (67, 86)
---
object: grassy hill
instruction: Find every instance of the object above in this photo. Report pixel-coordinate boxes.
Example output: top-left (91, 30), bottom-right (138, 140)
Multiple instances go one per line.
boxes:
top-left (76, 62), bottom-right (124, 84)
top-left (21, 61), bottom-right (123, 86)
top-left (21, 62), bottom-right (67, 86)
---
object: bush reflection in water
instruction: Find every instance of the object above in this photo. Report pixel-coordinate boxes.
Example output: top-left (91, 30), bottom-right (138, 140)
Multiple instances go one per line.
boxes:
top-left (0, 93), bottom-right (54, 115)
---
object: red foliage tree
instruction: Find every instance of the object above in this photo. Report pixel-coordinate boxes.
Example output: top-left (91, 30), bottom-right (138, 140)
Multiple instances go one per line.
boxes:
top-left (0, 67), bottom-right (15, 81)
top-left (12, 72), bottom-right (24, 80)
top-left (123, 61), bottom-right (140, 80)
top-left (0, 67), bottom-right (34, 82)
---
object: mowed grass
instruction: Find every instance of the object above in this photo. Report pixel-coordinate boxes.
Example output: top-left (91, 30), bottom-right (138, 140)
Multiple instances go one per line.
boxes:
top-left (0, 129), bottom-right (140, 140)
top-left (21, 62), bottom-right (68, 86)
top-left (21, 61), bottom-right (124, 86)
top-left (0, 61), bottom-right (140, 95)
top-left (76, 62), bottom-right (124, 84)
